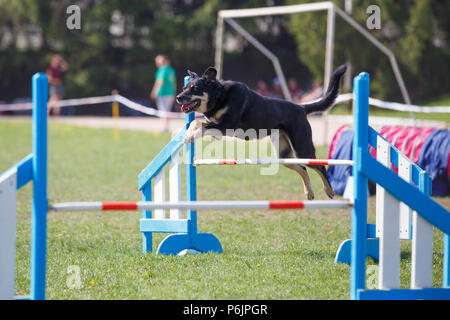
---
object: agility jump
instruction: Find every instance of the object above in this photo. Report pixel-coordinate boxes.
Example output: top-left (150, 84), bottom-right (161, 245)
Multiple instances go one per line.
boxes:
top-left (1, 72), bottom-right (449, 300)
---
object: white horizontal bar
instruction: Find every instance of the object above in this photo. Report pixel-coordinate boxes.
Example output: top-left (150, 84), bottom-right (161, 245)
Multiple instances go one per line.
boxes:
top-left (51, 202), bottom-right (103, 211)
top-left (302, 200), bottom-right (352, 209)
top-left (193, 158), bottom-right (354, 166)
top-left (50, 200), bottom-right (352, 212)
top-left (219, 2), bottom-right (332, 18)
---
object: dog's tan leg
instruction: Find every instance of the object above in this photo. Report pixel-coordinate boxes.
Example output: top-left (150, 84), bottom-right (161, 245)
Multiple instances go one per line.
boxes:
top-left (309, 166), bottom-right (335, 199)
top-left (272, 131), bottom-right (315, 200)
top-left (284, 163), bottom-right (315, 200)
top-left (184, 120), bottom-right (224, 143)
top-left (183, 120), bottom-right (206, 143)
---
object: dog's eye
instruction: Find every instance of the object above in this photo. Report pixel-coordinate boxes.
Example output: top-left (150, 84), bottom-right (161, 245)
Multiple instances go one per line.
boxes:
top-left (190, 85), bottom-right (194, 89)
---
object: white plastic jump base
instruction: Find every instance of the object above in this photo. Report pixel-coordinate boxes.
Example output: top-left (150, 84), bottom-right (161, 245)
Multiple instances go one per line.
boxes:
top-left (194, 158), bottom-right (354, 166)
top-left (50, 200), bottom-right (353, 212)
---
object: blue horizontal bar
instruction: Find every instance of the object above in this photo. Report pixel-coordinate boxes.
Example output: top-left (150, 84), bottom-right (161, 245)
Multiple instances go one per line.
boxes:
top-left (16, 153), bottom-right (33, 189)
top-left (140, 219), bottom-right (188, 233)
top-left (368, 127), bottom-right (423, 185)
top-left (138, 127), bottom-right (186, 190)
top-left (0, 153), bottom-right (33, 190)
top-left (361, 152), bottom-right (450, 235)
top-left (358, 287), bottom-right (450, 300)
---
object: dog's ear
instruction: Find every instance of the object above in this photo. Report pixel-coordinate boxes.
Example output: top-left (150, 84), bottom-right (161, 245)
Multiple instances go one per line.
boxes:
top-left (202, 66), bottom-right (217, 81)
top-left (187, 70), bottom-right (198, 79)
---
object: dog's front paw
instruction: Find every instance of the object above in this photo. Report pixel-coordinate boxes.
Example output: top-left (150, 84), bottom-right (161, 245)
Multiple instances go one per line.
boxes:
top-left (183, 135), bottom-right (195, 144)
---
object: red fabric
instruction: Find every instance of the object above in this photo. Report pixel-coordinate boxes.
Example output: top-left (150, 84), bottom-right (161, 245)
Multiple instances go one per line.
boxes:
top-left (384, 126), bottom-right (404, 145)
top-left (393, 127), bottom-right (415, 152)
top-left (328, 125), bottom-right (349, 159)
top-left (403, 127), bottom-right (427, 159)
top-left (370, 126), bottom-right (435, 165)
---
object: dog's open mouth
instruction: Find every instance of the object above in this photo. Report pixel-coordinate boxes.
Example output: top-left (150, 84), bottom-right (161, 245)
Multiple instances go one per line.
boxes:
top-left (181, 100), bottom-right (200, 113)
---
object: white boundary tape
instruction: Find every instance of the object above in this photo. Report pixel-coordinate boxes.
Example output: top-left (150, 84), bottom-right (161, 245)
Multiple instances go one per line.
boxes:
top-left (1, 93), bottom-right (448, 116)
top-left (0, 96), bottom-right (114, 112)
top-left (336, 93), bottom-right (450, 113)
top-left (113, 95), bottom-right (185, 118)
top-left (0, 94), bottom-right (185, 119)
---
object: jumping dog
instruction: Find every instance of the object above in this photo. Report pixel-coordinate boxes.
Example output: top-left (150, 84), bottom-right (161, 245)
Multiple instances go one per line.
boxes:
top-left (176, 65), bottom-right (347, 200)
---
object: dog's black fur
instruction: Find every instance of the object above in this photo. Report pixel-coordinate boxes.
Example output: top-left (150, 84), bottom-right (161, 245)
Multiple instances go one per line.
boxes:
top-left (176, 65), bottom-right (347, 200)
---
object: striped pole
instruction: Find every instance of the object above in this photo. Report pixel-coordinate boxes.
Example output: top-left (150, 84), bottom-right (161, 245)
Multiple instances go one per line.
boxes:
top-left (194, 158), bottom-right (354, 166)
top-left (50, 200), bottom-right (352, 212)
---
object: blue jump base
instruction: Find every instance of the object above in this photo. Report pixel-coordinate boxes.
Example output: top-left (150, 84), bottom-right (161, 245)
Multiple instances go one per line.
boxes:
top-left (157, 233), bottom-right (222, 255)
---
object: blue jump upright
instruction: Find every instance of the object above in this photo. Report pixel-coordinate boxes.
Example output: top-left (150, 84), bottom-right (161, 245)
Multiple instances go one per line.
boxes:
top-left (138, 76), bottom-right (222, 255)
top-left (1, 73), bottom-right (48, 300)
top-left (30, 73), bottom-right (48, 300)
top-left (349, 72), bottom-right (450, 300)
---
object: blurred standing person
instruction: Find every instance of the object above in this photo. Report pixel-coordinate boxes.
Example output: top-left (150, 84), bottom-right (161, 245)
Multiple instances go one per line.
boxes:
top-left (255, 80), bottom-right (272, 97)
top-left (299, 81), bottom-right (323, 103)
top-left (272, 77), bottom-right (283, 99)
top-left (46, 54), bottom-right (69, 116)
top-left (287, 77), bottom-right (303, 103)
top-left (150, 54), bottom-right (176, 132)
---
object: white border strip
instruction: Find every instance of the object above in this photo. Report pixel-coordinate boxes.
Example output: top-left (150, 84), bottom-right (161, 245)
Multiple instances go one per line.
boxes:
top-left (335, 93), bottom-right (450, 113)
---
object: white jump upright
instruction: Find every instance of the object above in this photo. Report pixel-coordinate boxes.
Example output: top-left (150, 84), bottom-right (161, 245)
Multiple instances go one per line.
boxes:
top-left (376, 136), bottom-right (401, 289)
top-left (153, 166), bottom-right (166, 220)
top-left (169, 151), bottom-right (182, 220)
top-left (0, 169), bottom-right (17, 300)
top-left (375, 136), bottom-right (434, 290)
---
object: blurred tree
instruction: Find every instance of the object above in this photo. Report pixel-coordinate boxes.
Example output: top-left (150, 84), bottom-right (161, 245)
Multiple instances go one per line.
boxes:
top-left (0, 0), bottom-right (448, 107)
top-left (287, 0), bottom-right (450, 102)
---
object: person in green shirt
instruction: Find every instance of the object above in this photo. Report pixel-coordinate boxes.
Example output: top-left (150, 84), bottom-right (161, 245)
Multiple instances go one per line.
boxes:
top-left (150, 54), bottom-right (177, 132)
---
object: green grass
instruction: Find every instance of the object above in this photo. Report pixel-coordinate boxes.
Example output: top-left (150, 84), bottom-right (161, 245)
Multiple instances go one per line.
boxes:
top-left (426, 95), bottom-right (450, 107)
top-left (1, 120), bottom-right (449, 299)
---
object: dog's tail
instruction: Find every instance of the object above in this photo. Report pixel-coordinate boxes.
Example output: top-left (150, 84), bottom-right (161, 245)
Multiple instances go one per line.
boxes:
top-left (302, 65), bottom-right (347, 115)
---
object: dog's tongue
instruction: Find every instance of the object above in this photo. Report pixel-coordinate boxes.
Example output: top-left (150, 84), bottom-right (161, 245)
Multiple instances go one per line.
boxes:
top-left (181, 101), bottom-right (195, 112)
